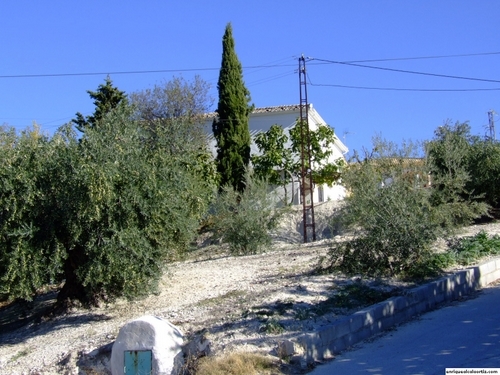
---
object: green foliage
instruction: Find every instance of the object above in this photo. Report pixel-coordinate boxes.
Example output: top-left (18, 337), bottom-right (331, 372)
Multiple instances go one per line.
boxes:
top-left (405, 231), bottom-right (500, 280)
top-left (72, 76), bottom-right (127, 133)
top-left (252, 123), bottom-right (344, 190)
top-left (426, 121), bottom-right (500, 215)
top-left (289, 121), bottom-right (344, 186)
top-left (210, 173), bottom-right (283, 255)
top-left (450, 231), bottom-right (500, 265)
top-left (328, 167), bottom-right (439, 276)
top-left (63, 108), bottom-right (211, 303)
top-left (0, 125), bottom-right (67, 300)
top-left (213, 23), bottom-right (253, 192)
top-left (131, 76), bottom-right (219, 192)
top-left (426, 122), bottom-right (489, 227)
top-left (251, 125), bottom-right (295, 203)
top-left (324, 137), bottom-right (487, 277)
top-left (468, 138), bottom-right (500, 209)
top-left (403, 252), bottom-right (456, 280)
top-left (1, 77), bottom-right (216, 306)
top-left (252, 125), bottom-right (294, 187)
top-left (0, 106), bottom-right (213, 306)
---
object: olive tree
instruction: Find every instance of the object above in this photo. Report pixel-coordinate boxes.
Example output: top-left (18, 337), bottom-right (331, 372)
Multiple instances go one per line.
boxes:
top-left (426, 121), bottom-right (500, 214)
top-left (0, 106), bottom-right (214, 307)
top-left (0, 125), bottom-right (67, 301)
top-left (130, 75), bottom-right (218, 189)
top-left (323, 136), bottom-right (488, 277)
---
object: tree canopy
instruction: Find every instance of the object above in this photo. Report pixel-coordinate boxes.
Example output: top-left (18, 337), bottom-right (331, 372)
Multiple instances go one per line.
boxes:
top-left (251, 122), bottom-right (344, 203)
top-left (212, 23), bottom-right (253, 192)
top-left (72, 76), bottom-right (127, 133)
top-left (130, 75), bottom-right (218, 189)
top-left (323, 135), bottom-right (489, 277)
top-left (426, 121), bottom-right (500, 216)
top-left (0, 104), bottom-right (214, 307)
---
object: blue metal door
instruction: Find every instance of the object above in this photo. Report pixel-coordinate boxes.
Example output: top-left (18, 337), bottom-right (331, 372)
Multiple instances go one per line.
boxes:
top-left (124, 350), bottom-right (152, 375)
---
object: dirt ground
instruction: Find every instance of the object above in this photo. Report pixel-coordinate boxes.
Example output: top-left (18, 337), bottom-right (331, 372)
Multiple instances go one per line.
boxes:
top-left (1, 203), bottom-right (499, 375)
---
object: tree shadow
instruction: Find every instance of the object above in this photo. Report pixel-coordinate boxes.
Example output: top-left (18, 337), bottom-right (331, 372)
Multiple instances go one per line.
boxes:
top-left (200, 272), bottom-right (404, 355)
top-left (0, 290), bottom-right (112, 346)
top-left (0, 291), bottom-right (58, 334)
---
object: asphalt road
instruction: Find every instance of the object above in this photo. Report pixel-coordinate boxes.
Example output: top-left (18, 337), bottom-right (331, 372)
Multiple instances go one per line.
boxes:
top-left (309, 283), bottom-right (500, 375)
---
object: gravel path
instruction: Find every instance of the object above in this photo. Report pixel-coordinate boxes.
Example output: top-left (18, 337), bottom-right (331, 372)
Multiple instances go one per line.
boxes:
top-left (1, 213), bottom-right (499, 375)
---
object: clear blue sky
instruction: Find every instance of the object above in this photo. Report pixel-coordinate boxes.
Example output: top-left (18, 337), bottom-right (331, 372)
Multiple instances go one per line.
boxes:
top-left (2, 1), bottom-right (500, 155)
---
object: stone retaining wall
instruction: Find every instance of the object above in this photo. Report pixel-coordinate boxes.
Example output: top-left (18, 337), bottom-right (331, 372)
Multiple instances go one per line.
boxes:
top-left (296, 257), bottom-right (500, 364)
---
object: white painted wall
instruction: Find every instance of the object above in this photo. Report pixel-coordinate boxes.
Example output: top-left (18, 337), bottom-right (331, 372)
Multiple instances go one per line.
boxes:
top-left (204, 104), bottom-right (348, 204)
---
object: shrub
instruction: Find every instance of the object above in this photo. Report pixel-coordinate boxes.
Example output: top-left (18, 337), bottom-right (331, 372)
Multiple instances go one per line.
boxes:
top-left (450, 231), bottom-right (500, 265)
top-left (0, 105), bottom-right (214, 306)
top-left (195, 352), bottom-right (282, 375)
top-left (426, 121), bottom-right (500, 214)
top-left (328, 176), bottom-right (439, 276)
top-left (210, 173), bottom-right (284, 255)
top-left (403, 232), bottom-right (500, 280)
top-left (324, 137), bottom-right (488, 277)
top-left (403, 252), bottom-right (456, 280)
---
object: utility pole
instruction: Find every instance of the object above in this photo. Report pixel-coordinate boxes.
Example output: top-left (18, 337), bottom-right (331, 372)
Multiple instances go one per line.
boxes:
top-left (488, 110), bottom-right (496, 141)
top-left (298, 55), bottom-right (316, 243)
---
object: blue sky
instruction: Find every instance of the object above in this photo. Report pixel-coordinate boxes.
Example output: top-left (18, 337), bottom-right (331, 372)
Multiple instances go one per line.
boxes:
top-left (2, 1), bottom-right (500, 155)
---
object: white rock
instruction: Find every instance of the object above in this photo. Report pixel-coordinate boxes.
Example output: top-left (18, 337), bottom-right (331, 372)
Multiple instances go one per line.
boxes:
top-left (277, 339), bottom-right (303, 358)
top-left (110, 315), bottom-right (184, 375)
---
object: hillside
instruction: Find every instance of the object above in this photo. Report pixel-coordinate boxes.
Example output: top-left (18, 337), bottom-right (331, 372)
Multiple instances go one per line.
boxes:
top-left (1, 204), bottom-right (499, 375)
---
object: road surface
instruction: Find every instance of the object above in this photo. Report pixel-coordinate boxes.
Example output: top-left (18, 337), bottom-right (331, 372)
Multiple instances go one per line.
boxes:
top-left (309, 283), bottom-right (500, 375)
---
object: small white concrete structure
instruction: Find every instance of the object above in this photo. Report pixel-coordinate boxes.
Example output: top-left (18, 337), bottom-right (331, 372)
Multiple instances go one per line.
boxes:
top-left (110, 315), bottom-right (184, 375)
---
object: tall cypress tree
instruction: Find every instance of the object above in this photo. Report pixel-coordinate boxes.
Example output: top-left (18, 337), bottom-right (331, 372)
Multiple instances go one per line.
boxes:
top-left (213, 23), bottom-right (253, 192)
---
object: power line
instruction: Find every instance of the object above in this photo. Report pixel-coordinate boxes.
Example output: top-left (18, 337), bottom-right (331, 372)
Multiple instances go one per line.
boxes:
top-left (0, 64), bottom-right (295, 79)
top-left (247, 70), bottom-right (296, 86)
top-left (3, 51), bottom-right (500, 79)
top-left (339, 51), bottom-right (500, 64)
top-left (311, 57), bottom-right (500, 84)
top-left (0, 68), bottom-right (217, 78)
top-left (307, 75), bottom-right (500, 92)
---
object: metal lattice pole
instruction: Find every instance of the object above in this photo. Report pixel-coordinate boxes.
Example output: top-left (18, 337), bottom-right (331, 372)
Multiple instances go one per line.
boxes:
top-left (298, 55), bottom-right (316, 243)
top-left (488, 110), bottom-right (496, 141)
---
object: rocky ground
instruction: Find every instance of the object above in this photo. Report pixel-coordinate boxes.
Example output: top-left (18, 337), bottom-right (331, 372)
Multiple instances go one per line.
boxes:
top-left (1, 202), bottom-right (500, 375)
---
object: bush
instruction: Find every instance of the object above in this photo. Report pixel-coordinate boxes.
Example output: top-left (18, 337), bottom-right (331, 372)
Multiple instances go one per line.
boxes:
top-left (324, 137), bottom-right (488, 277)
top-left (426, 121), bottom-right (500, 214)
top-left (0, 106), bottom-right (215, 306)
top-left (450, 231), bottom-right (500, 265)
top-left (210, 173), bottom-right (284, 255)
top-left (402, 252), bottom-right (456, 280)
top-left (405, 231), bottom-right (500, 280)
top-left (327, 159), bottom-right (440, 276)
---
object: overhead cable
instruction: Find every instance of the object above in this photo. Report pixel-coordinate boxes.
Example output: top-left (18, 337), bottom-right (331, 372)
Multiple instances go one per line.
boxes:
top-left (339, 51), bottom-right (500, 64)
top-left (2, 51), bottom-right (500, 79)
top-left (306, 73), bottom-right (500, 92)
top-left (310, 57), bottom-right (500, 84)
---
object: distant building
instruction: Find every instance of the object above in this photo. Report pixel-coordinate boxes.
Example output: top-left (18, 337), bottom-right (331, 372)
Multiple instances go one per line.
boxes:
top-left (204, 104), bottom-right (348, 205)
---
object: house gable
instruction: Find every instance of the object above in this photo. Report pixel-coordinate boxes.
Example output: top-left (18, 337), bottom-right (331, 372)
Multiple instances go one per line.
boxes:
top-left (204, 104), bottom-right (349, 203)
top-left (204, 103), bottom-right (348, 159)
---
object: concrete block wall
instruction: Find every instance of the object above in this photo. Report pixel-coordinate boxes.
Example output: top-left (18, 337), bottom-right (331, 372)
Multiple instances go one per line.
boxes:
top-left (296, 256), bottom-right (500, 364)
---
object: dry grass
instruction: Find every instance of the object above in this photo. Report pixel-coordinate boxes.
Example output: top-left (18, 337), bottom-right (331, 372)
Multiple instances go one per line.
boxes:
top-left (195, 352), bottom-right (284, 375)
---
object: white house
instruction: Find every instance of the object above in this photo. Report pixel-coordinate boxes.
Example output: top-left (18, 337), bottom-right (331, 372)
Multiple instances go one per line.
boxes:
top-left (204, 104), bottom-right (348, 205)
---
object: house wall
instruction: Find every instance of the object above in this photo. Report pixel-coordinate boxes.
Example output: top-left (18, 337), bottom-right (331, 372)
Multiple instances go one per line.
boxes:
top-left (272, 180), bottom-right (346, 206)
top-left (204, 104), bottom-right (348, 204)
